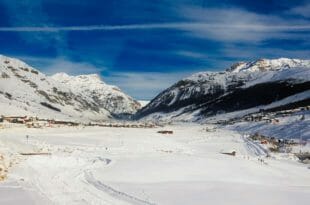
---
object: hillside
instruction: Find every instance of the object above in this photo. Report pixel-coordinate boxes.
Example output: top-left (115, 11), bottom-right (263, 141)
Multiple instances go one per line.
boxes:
top-left (51, 73), bottom-right (140, 116)
top-left (136, 58), bottom-right (310, 122)
top-left (0, 55), bottom-right (140, 121)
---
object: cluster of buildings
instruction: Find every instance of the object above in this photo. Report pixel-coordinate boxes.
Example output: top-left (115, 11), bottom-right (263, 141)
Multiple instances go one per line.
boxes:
top-left (0, 116), bottom-right (37, 124)
top-left (87, 122), bottom-right (157, 128)
top-left (0, 116), bottom-right (54, 128)
top-left (216, 105), bottom-right (309, 126)
top-left (0, 115), bottom-right (157, 129)
top-left (249, 132), bottom-right (303, 153)
top-left (242, 106), bottom-right (309, 123)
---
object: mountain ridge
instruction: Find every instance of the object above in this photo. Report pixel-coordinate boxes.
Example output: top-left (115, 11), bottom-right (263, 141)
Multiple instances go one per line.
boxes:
top-left (51, 72), bottom-right (140, 115)
top-left (135, 58), bottom-right (310, 122)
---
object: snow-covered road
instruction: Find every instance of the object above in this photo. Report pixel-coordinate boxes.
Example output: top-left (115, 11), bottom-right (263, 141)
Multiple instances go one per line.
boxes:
top-left (0, 125), bottom-right (309, 205)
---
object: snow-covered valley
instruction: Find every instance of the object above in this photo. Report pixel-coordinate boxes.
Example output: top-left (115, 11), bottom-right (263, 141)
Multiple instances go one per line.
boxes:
top-left (0, 125), bottom-right (309, 205)
top-left (0, 54), bottom-right (309, 204)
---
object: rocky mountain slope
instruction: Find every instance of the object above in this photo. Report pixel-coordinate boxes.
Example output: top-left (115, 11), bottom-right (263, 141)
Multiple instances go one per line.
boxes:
top-left (0, 55), bottom-right (140, 121)
top-left (51, 73), bottom-right (140, 116)
top-left (135, 58), bottom-right (310, 122)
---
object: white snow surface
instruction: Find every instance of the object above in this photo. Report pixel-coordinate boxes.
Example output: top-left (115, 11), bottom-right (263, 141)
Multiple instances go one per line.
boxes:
top-left (228, 110), bottom-right (310, 140)
top-left (0, 125), bottom-right (309, 204)
top-left (0, 55), bottom-right (140, 121)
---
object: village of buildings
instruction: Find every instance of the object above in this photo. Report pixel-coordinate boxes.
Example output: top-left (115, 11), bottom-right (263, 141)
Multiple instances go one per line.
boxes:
top-left (0, 115), bottom-right (157, 129)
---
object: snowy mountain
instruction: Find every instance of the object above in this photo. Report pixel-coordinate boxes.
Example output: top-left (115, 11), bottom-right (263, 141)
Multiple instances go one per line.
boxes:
top-left (138, 100), bottom-right (150, 108)
top-left (51, 73), bottom-right (140, 116)
top-left (135, 58), bottom-right (310, 122)
top-left (0, 55), bottom-right (140, 121)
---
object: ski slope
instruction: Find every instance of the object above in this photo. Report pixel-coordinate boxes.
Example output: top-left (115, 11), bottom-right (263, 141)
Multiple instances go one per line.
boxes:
top-left (0, 125), bottom-right (309, 205)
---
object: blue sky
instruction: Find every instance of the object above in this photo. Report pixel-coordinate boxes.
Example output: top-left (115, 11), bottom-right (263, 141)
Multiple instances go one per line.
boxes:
top-left (0, 0), bottom-right (309, 100)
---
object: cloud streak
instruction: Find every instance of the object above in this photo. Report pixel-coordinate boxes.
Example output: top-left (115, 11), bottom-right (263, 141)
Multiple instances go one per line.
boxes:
top-left (0, 22), bottom-right (309, 32)
top-left (178, 7), bottom-right (310, 42)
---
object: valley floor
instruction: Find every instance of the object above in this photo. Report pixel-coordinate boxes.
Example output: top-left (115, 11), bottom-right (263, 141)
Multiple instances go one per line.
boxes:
top-left (0, 125), bottom-right (309, 205)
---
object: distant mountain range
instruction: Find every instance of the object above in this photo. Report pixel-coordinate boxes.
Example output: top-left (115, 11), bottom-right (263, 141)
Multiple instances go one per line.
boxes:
top-left (1, 55), bottom-right (309, 123)
top-left (0, 55), bottom-right (140, 121)
top-left (135, 58), bottom-right (310, 122)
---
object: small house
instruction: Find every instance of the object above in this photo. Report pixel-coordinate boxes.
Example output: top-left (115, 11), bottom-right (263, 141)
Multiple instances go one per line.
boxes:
top-left (157, 130), bottom-right (173, 134)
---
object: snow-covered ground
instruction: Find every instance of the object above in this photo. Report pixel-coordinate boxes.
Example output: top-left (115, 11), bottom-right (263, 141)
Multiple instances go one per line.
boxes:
top-left (227, 110), bottom-right (310, 140)
top-left (0, 125), bottom-right (309, 205)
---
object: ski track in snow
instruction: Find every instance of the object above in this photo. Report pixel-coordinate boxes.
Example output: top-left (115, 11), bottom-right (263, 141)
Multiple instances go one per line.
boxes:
top-left (242, 135), bottom-right (269, 157)
top-left (84, 171), bottom-right (156, 205)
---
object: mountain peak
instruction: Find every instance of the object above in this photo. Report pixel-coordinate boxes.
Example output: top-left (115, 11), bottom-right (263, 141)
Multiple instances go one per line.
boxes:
top-left (75, 74), bottom-right (103, 83)
top-left (51, 73), bottom-right (105, 87)
top-left (51, 72), bottom-right (140, 115)
top-left (227, 58), bottom-right (310, 73)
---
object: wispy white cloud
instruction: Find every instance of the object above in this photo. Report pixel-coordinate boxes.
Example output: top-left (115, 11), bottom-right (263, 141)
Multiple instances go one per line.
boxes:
top-left (179, 7), bottom-right (310, 42)
top-left (0, 22), bottom-right (309, 32)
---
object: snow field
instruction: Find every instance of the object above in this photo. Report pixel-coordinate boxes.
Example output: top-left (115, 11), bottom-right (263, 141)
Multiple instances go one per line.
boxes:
top-left (0, 125), bottom-right (309, 205)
